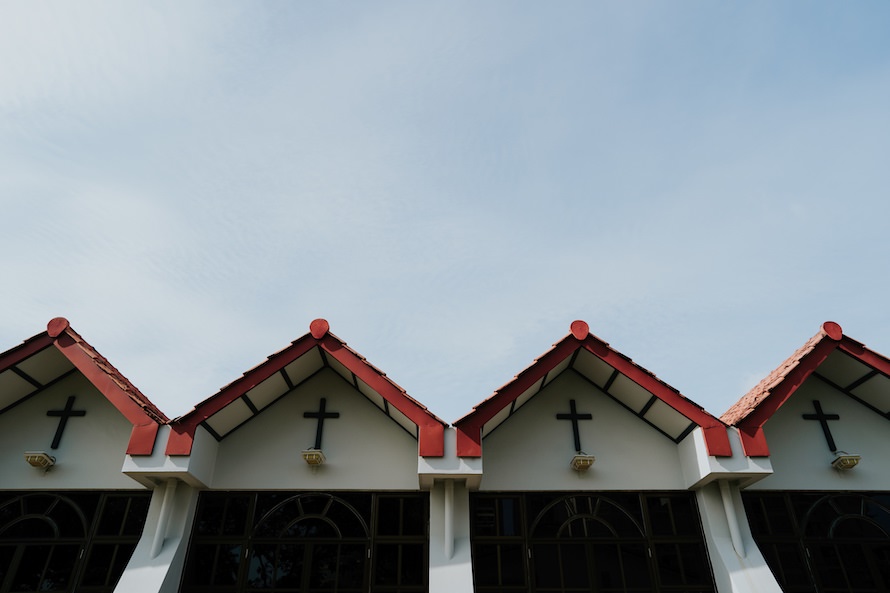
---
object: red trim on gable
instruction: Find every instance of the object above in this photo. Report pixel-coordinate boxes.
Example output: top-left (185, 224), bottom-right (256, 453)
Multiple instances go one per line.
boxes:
top-left (729, 324), bottom-right (890, 457)
top-left (580, 341), bottom-right (731, 457)
top-left (166, 320), bottom-right (447, 457)
top-left (318, 335), bottom-right (444, 457)
top-left (455, 337), bottom-right (580, 457)
top-left (455, 323), bottom-right (731, 458)
top-left (165, 334), bottom-right (319, 455)
top-left (52, 331), bottom-right (164, 455)
top-left (737, 339), bottom-right (838, 434)
top-left (0, 319), bottom-right (166, 456)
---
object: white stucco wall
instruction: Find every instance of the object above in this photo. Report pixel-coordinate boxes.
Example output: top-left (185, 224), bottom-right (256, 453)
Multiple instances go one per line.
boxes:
top-left (0, 373), bottom-right (145, 490)
top-left (211, 369), bottom-right (421, 490)
top-left (479, 371), bottom-right (687, 491)
top-left (747, 376), bottom-right (890, 490)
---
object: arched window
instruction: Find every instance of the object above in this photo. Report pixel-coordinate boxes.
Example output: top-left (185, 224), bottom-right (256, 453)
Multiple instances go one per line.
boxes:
top-left (470, 492), bottom-right (715, 592)
top-left (0, 491), bottom-right (151, 593)
top-left (181, 491), bottom-right (428, 593)
top-left (744, 491), bottom-right (890, 592)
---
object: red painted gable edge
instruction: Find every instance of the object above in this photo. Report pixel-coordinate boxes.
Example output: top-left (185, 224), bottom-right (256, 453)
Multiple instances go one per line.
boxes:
top-left (49, 320), bottom-right (167, 455)
top-left (455, 322), bottom-right (731, 458)
top-left (0, 319), bottom-right (167, 456)
top-left (731, 323), bottom-right (890, 457)
top-left (166, 320), bottom-right (446, 457)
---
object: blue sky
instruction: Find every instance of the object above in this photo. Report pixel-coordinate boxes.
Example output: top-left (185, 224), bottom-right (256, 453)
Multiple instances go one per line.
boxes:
top-left (2, 2), bottom-right (890, 423)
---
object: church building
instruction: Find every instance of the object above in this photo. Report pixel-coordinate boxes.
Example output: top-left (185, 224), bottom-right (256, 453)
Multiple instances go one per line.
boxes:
top-left (1, 317), bottom-right (888, 592)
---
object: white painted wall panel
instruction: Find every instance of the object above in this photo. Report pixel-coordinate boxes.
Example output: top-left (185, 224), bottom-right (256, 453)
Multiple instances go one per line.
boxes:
top-left (480, 372), bottom-right (685, 491)
top-left (212, 369), bottom-right (419, 489)
top-left (0, 373), bottom-right (144, 489)
top-left (748, 376), bottom-right (890, 490)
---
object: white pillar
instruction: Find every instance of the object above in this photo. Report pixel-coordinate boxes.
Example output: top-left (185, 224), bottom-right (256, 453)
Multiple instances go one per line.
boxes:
top-left (151, 478), bottom-right (178, 558)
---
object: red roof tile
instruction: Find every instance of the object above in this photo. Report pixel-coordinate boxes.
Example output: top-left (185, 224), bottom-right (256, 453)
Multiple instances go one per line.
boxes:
top-left (719, 321), bottom-right (890, 456)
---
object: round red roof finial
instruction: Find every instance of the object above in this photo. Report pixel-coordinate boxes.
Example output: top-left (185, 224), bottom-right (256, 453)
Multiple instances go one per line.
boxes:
top-left (310, 318), bottom-right (330, 339)
top-left (46, 317), bottom-right (70, 338)
top-left (570, 320), bottom-right (589, 340)
top-left (822, 321), bottom-right (843, 341)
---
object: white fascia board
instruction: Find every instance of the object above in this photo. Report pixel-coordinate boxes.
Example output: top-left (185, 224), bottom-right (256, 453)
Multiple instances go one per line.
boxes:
top-left (122, 425), bottom-right (217, 488)
top-left (418, 428), bottom-right (483, 490)
top-left (679, 426), bottom-right (773, 489)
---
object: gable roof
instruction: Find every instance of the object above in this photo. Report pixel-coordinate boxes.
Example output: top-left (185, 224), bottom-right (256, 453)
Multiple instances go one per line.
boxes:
top-left (166, 319), bottom-right (447, 457)
top-left (721, 321), bottom-right (890, 456)
top-left (0, 317), bottom-right (168, 455)
top-left (454, 320), bottom-right (731, 457)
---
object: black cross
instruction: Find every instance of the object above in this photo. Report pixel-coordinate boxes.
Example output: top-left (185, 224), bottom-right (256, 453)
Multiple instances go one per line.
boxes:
top-left (802, 400), bottom-right (840, 452)
top-left (46, 395), bottom-right (86, 449)
top-left (556, 399), bottom-right (593, 453)
top-left (303, 398), bottom-right (340, 449)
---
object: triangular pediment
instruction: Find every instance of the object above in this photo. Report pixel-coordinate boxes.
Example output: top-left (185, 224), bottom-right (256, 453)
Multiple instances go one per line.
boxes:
top-left (167, 319), bottom-right (446, 457)
top-left (722, 321), bottom-right (890, 457)
top-left (455, 320), bottom-right (729, 458)
top-left (0, 318), bottom-right (167, 457)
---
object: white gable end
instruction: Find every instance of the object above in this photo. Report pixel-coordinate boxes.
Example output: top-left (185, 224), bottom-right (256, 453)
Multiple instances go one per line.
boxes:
top-left (212, 369), bottom-right (420, 489)
top-left (751, 375), bottom-right (890, 490)
top-left (480, 371), bottom-right (686, 490)
top-left (0, 374), bottom-right (144, 489)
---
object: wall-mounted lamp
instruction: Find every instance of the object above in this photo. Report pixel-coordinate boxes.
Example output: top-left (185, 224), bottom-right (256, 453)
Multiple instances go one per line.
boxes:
top-left (831, 452), bottom-right (860, 470)
top-left (301, 449), bottom-right (326, 466)
top-left (24, 451), bottom-right (55, 469)
top-left (570, 453), bottom-right (595, 471)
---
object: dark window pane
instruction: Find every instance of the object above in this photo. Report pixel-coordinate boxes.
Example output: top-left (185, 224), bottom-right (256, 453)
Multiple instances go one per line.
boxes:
top-left (473, 498), bottom-right (497, 537)
top-left (275, 543), bottom-right (304, 588)
top-left (82, 543), bottom-right (116, 586)
top-left (48, 497), bottom-right (89, 538)
top-left (377, 498), bottom-right (401, 536)
top-left (325, 500), bottom-right (367, 538)
top-left (770, 543), bottom-right (810, 589)
top-left (97, 497), bottom-right (129, 536)
top-left (500, 544), bottom-right (525, 586)
top-left (374, 544), bottom-right (399, 586)
top-left (561, 543), bottom-right (590, 588)
top-left (0, 545), bottom-right (14, 585)
top-left (838, 543), bottom-right (875, 589)
top-left (12, 544), bottom-right (52, 591)
top-left (247, 544), bottom-right (276, 588)
top-left (833, 516), bottom-right (886, 539)
top-left (183, 544), bottom-right (216, 586)
top-left (284, 517), bottom-right (338, 539)
top-left (473, 544), bottom-right (499, 586)
top-left (307, 543), bottom-right (338, 589)
top-left (43, 545), bottom-right (79, 591)
top-left (533, 544), bottom-right (559, 588)
top-left (621, 543), bottom-right (651, 589)
top-left (215, 544), bottom-right (243, 586)
top-left (677, 542), bottom-right (711, 586)
top-left (400, 543), bottom-right (424, 586)
top-left (810, 544), bottom-right (846, 588)
top-left (121, 496), bottom-right (151, 536)
top-left (647, 496), bottom-right (678, 535)
top-left (654, 543), bottom-right (684, 586)
top-left (4, 518), bottom-right (55, 539)
top-left (339, 543), bottom-right (366, 589)
top-left (402, 496), bottom-right (426, 536)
